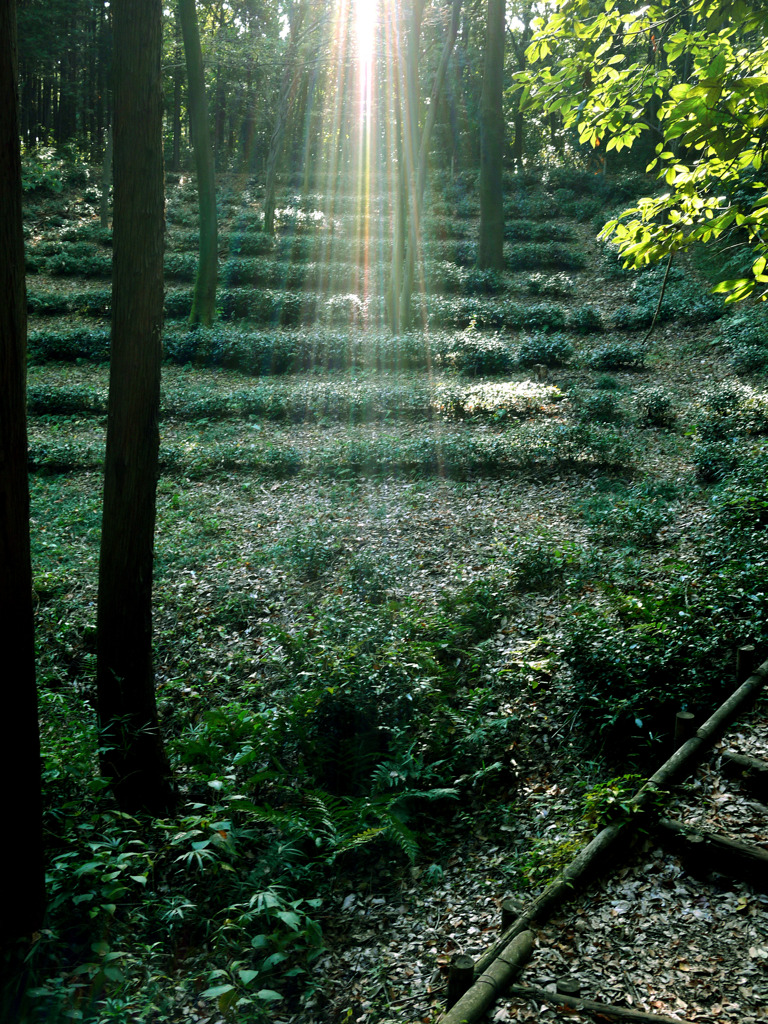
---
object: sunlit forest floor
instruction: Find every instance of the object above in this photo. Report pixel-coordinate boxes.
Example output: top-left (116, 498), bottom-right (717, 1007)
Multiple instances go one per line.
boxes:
top-left (18, 164), bottom-right (768, 1022)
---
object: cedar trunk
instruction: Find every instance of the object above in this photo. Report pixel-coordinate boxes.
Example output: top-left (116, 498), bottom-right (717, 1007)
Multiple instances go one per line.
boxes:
top-left (0, 0), bottom-right (46, 940)
top-left (97, 0), bottom-right (175, 817)
top-left (177, 0), bottom-right (217, 327)
top-left (478, 0), bottom-right (505, 269)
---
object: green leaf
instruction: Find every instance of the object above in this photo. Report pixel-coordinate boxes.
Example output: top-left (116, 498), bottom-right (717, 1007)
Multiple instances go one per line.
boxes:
top-left (276, 910), bottom-right (301, 930)
top-left (256, 990), bottom-right (284, 1002)
top-left (262, 951), bottom-right (289, 971)
top-left (705, 52), bottom-right (726, 79)
top-left (201, 983), bottom-right (236, 999)
top-left (238, 969), bottom-right (259, 986)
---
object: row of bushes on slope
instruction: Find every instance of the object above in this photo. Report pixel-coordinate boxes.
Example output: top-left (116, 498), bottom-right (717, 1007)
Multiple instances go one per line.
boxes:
top-left (28, 421), bottom-right (633, 479)
top-left (28, 371), bottom-right (685, 432)
top-left (26, 241), bottom-right (587, 282)
top-left (28, 373), bottom-right (566, 424)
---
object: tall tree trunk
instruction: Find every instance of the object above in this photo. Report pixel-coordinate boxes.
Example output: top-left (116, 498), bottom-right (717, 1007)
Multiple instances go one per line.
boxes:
top-left (263, 0), bottom-right (307, 235)
top-left (171, 14), bottom-right (183, 172)
top-left (508, 7), bottom-right (532, 172)
top-left (0, 0), bottom-right (45, 941)
top-left (390, 0), bottom-right (462, 332)
top-left (177, 0), bottom-right (217, 327)
top-left (97, 0), bottom-right (175, 818)
top-left (100, 125), bottom-right (112, 228)
top-left (478, 0), bottom-right (505, 269)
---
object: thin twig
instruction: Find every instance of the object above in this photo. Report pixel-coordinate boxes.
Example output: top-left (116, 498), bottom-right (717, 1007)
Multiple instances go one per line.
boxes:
top-left (640, 250), bottom-right (674, 352)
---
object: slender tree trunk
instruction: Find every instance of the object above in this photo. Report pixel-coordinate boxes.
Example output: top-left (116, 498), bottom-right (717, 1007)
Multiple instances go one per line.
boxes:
top-left (263, 0), bottom-right (307, 235)
top-left (390, 0), bottom-right (462, 332)
top-left (100, 126), bottom-right (112, 228)
top-left (97, 0), bottom-right (175, 818)
top-left (171, 14), bottom-right (183, 172)
top-left (478, 0), bottom-right (505, 269)
top-left (0, 0), bottom-right (45, 941)
top-left (177, 0), bottom-right (217, 327)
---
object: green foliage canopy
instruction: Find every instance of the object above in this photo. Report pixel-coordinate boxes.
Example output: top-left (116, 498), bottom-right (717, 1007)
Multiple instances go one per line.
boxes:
top-left (520, 0), bottom-right (768, 300)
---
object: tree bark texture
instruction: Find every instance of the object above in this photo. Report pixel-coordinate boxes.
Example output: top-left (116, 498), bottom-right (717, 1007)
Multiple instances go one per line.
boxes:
top-left (97, 0), bottom-right (175, 817)
top-left (177, 0), bottom-right (217, 326)
top-left (478, 0), bottom-right (505, 269)
top-left (0, 0), bottom-right (46, 941)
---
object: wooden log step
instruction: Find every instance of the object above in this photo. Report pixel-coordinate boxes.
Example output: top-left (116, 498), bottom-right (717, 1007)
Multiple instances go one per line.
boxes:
top-left (656, 817), bottom-right (768, 892)
top-left (720, 749), bottom-right (768, 800)
top-left (507, 983), bottom-right (692, 1023)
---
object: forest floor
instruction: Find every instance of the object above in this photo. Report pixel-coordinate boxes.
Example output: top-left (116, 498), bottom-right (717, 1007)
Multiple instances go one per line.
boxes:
top-left (294, 695), bottom-right (768, 1024)
top-left (20, 167), bottom-right (768, 1023)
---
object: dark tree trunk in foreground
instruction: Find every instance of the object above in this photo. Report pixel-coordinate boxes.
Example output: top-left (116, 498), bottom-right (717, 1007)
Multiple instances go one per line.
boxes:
top-left (97, 0), bottom-right (175, 817)
top-left (0, 0), bottom-right (45, 941)
top-left (478, 0), bottom-right (505, 269)
top-left (177, 0), bottom-right (217, 326)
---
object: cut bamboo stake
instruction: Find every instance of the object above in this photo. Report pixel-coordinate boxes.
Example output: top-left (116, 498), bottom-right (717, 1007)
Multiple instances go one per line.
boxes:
top-left (466, 652), bottom-right (768, 992)
top-left (446, 954), bottom-right (474, 1010)
top-left (674, 710), bottom-right (695, 748)
top-left (738, 644), bottom-right (756, 683)
top-left (500, 897), bottom-right (522, 932)
top-left (440, 931), bottom-right (533, 1024)
top-left (507, 983), bottom-right (687, 1024)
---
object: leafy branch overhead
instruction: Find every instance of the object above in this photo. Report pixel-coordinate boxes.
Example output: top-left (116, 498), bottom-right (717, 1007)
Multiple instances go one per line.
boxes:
top-left (519, 0), bottom-right (768, 300)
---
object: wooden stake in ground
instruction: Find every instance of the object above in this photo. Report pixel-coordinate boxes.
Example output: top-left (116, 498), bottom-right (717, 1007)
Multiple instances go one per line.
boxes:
top-left (440, 931), bottom-right (533, 1024)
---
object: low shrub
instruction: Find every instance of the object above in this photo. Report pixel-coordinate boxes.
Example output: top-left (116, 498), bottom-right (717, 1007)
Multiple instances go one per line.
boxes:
top-left (556, 196), bottom-right (604, 221)
top-left (28, 327), bottom-right (111, 362)
top-left (693, 439), bottom-right (741, 483)
top-left (576, 390), bottom-right (623, 424)
top-left (581, 482), bottom-right (673, 545)
top-left (568, 305), bottom-right (604, 334)
top-left (637, 387), bottom-right (676, 428)
top-left (506, 242), bottom-right (585, 272)
top-left (526, 273), bottom-right (574, 298)
top-left (612, 304), bottom-right (655, 331)
top-left (587, 343), bottom-right (646, 371)
top-left (442, 334), bottom-right (516, 376)
top-left (517, 332), bottom-right (574, 368)
top-left (463, 268), bottom-right (506, 295)
top-left (27, 287), bottom-right (112, 317)
top-left (504, 194), bottom-right (553, 220)
top-left (732, 345), bottom-right (768, 375)
top-left (505, 221), bottom-right (575, 242)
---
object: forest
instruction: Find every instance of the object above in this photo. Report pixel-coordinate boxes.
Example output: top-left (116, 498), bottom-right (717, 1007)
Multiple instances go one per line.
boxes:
top-left (2, 0), bottom-right (768, 1021)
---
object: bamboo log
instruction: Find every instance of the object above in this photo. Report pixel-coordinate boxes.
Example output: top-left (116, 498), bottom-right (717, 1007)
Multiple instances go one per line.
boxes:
top-left (656, 817), bottom-right (768, 891)
top-left (721, 749), bottom-right (768, 800)
top-left (472, 654), bottom-right (768, 980)
top-left (507, 983), bottom-right (687, 1024)
top-left (439, 931), bottom-right (533, 1024)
